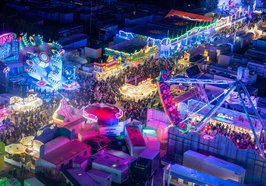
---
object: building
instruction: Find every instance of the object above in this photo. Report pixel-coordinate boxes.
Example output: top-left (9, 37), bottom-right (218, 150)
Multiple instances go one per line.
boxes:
top-left (58, 25), bottom-right (84, 38)
top-left (247, 59), bottom-right (266, 77)
top-left (62, 168), bottom-right (99, 186)
top-left (87, 168), bottom-right (112, 186)
top-left (183, 150), bottom-right (246, 183)
top-left (163, 164), bottom-right (247, 186)
top-left (166, 127), bottom-right (266, 185)
top-left (125, 11), bottom-right (158, 26)
top-left (24, 177), bottom-right (45, 186)
top-left (33, 123), bottom-right (75, 157)
top-left (58, 33), bottom-right (88, 50)
top-left (99, 25), bottom-right (118, 41)
top-left (92, 151), bottom-right (133, 184)
top-left (36, 140), bottom-right (91, 171)
top-left (125, 126), bottom-right (146, 157)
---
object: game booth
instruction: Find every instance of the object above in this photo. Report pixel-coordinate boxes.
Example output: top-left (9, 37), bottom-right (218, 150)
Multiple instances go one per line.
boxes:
top-left (52, 99), bottom-right (99, 141)
top-left (105, 35), bottom-right (158, 67)
top-left (187, 99), bottom-right (262, 140)
top-left (94, 57), bottom-right (124, 80)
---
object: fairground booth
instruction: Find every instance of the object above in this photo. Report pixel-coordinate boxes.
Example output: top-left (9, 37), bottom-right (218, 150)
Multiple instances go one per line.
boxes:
top-left (187, 99), bottom-right (262, 139)
top-left (93, 56), bottom-right (125, 80)
top-left (112, 3), bottom-right (251, 58)
top-left (105, 31), bottom-right (158, 65)
top-left (9, 94), bottom-right (43, 113)
top-left (119, 75), bottom-right (157, 101)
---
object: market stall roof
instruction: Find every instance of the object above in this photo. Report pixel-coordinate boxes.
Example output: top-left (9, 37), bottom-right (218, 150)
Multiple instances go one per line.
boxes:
top-left (165, 10), bottom-right (213, 22)
top-left (41, 140), bottom-right (90, 166)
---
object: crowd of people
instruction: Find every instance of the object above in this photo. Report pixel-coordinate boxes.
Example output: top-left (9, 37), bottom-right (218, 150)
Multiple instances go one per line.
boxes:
top-left (0, 100), bottom-right (58, 145)
top-left (0, 33), bottom-right (266, 159)
top-left (202, 121), bottom-right (266, 155)
top-left (203, 122), bottom-right (257, 150)
top-left (60, 57), bottom-right (173, 123)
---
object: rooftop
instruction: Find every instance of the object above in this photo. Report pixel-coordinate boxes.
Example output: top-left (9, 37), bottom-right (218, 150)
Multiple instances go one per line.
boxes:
top-left (41, 140), bottom-right (90, 166)
top-left (165, 10), bottom-right (213, 22)
top-left (169, 164), bottom-right (246, 186)
top-left (58, 33), bottom-right (88, 46)
top-left (129, 10), bottom-right (213, 40)
top-left (126, 126), bottom-right (146, 147)
top-left (63, 168), bottom-right (99, 186)
top-left (139, 148), bottom-right (159, 160)
top-left (118, 43), bottom-right (146, 54)
top-left (92, 152), bottom-right (129, 171)
top-left (205, 156), bottom-right (246, 175)
top-left (87, 168), bottom-right (112, 179)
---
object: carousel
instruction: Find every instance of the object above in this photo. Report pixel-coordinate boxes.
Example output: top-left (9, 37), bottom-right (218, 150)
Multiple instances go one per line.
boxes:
top-left (82, 103), bottom-right (123, 126)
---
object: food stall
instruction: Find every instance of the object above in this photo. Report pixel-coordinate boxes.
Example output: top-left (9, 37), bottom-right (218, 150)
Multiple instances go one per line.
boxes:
top-left (94, 59), bottom-right (124, 80)
top-left (9, 94), bottom-right (43, 112)
top-left (119, 77), bottom-right (157, 101)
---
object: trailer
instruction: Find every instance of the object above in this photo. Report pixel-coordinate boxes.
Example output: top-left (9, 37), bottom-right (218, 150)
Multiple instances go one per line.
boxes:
top-left (183, 150), bottom-right (246, 183)
top-left (125, 126), bottom-right (146, 157)
top-left (132, 148), bottom-right (160, 183)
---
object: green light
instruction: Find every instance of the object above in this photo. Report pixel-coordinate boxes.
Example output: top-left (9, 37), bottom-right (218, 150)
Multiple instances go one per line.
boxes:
top-left (143, 128), bottom-right (157, 136)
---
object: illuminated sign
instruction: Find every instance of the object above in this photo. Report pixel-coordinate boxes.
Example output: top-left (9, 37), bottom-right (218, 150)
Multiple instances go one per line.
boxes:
top-left (216, 17), bottom-right (230, 28)
top-left (0, 33), bottom-right (16, 45)
top-left (216, 113), bottom-right (233, 120)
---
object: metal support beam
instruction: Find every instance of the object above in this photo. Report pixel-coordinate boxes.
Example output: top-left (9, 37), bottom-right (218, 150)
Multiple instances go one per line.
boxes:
top-left (165, 78), bottom-right (235, 85)
top-left (195, 84), bottom-right (237, 132)
top-left (199, 84), bottom-right (209, 103)
top-left (239, 81), bottom-right (266, 132)
top-left (180, 89), bottom-right (227, 124)
top-left (237, 83), bottom-right (265, 158)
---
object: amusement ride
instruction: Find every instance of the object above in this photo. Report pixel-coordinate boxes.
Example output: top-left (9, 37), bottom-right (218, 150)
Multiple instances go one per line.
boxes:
top-left (158, 69), bottom-right (266, 158)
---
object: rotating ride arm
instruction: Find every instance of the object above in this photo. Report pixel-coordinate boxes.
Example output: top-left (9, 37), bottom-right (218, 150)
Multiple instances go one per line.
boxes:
top-left (195, 83), bottom-right (237, 132)
top-left (165, 78), bottom-right (235, 85)
top-left (237, 82), bottom-right (265, 158)
top-left (239, 81), bottom-right (266, 133)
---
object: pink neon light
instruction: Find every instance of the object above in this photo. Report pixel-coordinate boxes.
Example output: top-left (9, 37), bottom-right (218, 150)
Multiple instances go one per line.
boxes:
top-left (0, 33), bottom-right (15, 45)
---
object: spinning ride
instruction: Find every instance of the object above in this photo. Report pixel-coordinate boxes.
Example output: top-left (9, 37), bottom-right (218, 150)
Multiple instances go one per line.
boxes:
top-left (158, 71), bottom-right (266, 157)
top-left (21, 34), bottom-right (78, 90)
top-left (83, 103), bottom-right (123, 126)
top-left (21, 34), bottom-right (63, 89)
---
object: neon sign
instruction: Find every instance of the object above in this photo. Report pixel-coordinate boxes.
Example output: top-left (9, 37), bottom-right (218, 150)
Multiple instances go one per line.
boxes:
top-left (118, 31), bottom-right (135, 40)
top-left (0, 33), bottom-right (16, 45)
top-left (216, 17), bottom-right (230, 28)
top-left (217, 113), bottom-right (233, 120)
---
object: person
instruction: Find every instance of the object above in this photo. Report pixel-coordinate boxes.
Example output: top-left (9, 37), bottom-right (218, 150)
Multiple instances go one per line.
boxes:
top-left (13, 168), bottom-right (17, 178)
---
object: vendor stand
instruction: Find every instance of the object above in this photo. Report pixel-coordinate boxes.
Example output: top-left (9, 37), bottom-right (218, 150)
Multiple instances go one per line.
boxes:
top-left (119, 77), bottom-right (157, 101)
top-left (9, 94), bottom-right (43, 113)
